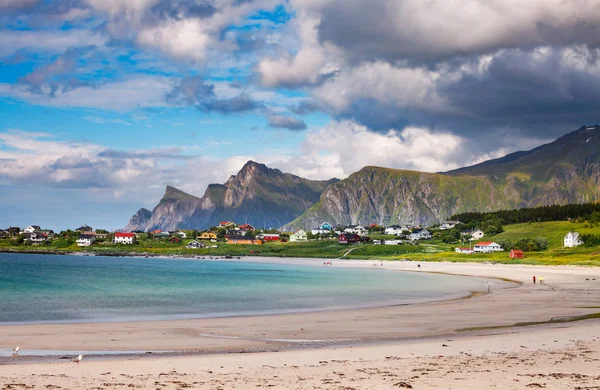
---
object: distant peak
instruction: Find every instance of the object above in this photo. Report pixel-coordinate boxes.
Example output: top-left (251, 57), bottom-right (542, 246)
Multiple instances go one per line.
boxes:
top-left (163, 185), bottom-right (195, 200)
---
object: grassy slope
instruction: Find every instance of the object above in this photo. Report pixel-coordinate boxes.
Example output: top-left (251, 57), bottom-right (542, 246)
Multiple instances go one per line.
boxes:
top-left (1, 221), bottom-right (598, 265)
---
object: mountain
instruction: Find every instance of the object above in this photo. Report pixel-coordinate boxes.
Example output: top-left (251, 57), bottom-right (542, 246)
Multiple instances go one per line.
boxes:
top-left (282, 125), bottom-right (600, 230)
top-left (124, 161), bottom-right (338, 231)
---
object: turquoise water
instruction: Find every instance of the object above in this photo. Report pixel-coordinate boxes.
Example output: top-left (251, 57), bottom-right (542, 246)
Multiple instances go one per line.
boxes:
top-left (0, 253), bottom-right (488, 324)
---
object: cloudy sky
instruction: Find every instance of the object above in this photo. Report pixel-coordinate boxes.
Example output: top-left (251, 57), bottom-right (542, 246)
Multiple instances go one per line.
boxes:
top-left (2, 0), bottom-right (600, 230)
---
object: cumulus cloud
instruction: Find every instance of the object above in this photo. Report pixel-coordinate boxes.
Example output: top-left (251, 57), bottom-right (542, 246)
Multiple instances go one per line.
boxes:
top-left (268, 115), bottom-right (307, 130)
top-left (295, 0), bottom-right (600, 64)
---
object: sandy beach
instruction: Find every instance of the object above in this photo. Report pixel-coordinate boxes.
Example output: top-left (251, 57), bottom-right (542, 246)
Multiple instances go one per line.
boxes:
top-left (2, 258), bottom-right (600, 389)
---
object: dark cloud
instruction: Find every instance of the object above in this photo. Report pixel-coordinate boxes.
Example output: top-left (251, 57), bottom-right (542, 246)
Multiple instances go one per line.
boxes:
top-left (291, 100), bottom-right (323, 115)
top-left (167, 76), bottom-right (263, 114)
top-left (17, 45), bottom-right (97, 97)
top-left (268, 115), bottom-right (307, 130)
top-left (309, 0), bottom-right (600, 65)
top-left (0, 0), bottom-right (39, 10)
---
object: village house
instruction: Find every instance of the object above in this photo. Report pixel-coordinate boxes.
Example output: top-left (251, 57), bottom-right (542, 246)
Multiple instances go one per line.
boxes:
top-left (226, 235), bottom-right (263, 245)
top-left (186, 240), bottom-right (205, 249)
top-left (7, 227), bottom-right (21, 237)
top-left (199, 231), bottom-right (218, 240)
top-left (409, 229), bottom-right (432, 240)
top-left (76, 234), bottom-right (96, 247)
top-left (290, 229), bottom-right (308, 242)
top-left (338, 233), bottom-right (361, 244)
top-left (385, 225), bottom-right (405, 236)
top-left (176, 231), bottom-right (187, 239)
top-left (564, 232), bottom-right (583, 248)
top-left (473, 241), bottom-right (503, 253)
top-left (311, 222), bottom-right (334, 235)
top-left (238, 224), bottom-right (255, 232)
top-left (94, 232), bottom-right (108, 239)
top-left (510, 249), bottom-right (524, 259)
top-left (455, 247), bottom-right (474, 254)
top-left (169, 236), bottom-right (182, 243)
top-left (28, 231), bottom-right (48, 245)
top-left (153, 231), bottom-right (170, 239)
top-left (219, 221), bottom-right (237, 229)
top-left (384, 239), bottom-right (403, 245)
top-left (113, 232), bottom-right (135, 244)
top-left (461, 229), bottom-right (485, 240)
top-left (344, 225), bottom-right (367, 235)
top-left (23, 225), bottom-right (41, 234)
top-left (440, 221), bottom-right (462, 230)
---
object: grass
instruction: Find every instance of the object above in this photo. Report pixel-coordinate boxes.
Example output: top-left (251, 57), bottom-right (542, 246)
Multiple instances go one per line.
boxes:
top-left (1, 221), bottom-right (599, 265)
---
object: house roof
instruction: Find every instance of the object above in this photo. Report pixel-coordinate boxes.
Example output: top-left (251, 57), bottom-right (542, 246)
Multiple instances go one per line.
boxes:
top-left (510, 249), bottom-right (524, 253)
top-left (115, 232), bottom-right (135, 237)
top-left (387, 225), bottom-right (402, 229)
top-left (475, 241), bottom-right (494, 246)
top-left (219, 221), bottom-right (235, 226)
top-left (78, 234), bottom-right (95, 239)
top-left (239, 224), bottom-right (254, 229)
top-left (294, 229), bottom-right (305, 234)
top-left (457, 247), bottom-right (472, 251)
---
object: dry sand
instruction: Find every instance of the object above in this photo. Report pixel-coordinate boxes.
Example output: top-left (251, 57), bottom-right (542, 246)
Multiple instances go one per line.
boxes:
top-left (2, 259), bottom-right (600, 389)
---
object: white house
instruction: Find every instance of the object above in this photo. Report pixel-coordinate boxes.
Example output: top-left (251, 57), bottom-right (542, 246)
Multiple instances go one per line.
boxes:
top-left (385, 225), bottom-right (405, 235)
top-left (23, 225), bottom-right (40, 234)
top-left (345, 225), bottom-right (367, 235)
top-left (186, 240), bottom-right (204, 249)
top-left (455, 247), bottom-right (474, 254)
top-left (461, 229), bottom-right (485, 240)
top-left (564, 232), bottom-right (583, 248)
top-left (76, 234), bottom-right (96, 247)
top-left (290, 229), bottom-right (308, 242)
top-left (28, 232), bottom-right (47, 244)
top-left (409, 229), bottom-right (432, 241)
top-left (176, 231), bottom-right (187, 239)
top-left (440, 221), bottom-right (461, 230)
top-left (311, 222), bottom-right (334, 235)
top-left (473, 241), bottom-right (503, 253)
top-left (113, 232), bottom-right (135, 244)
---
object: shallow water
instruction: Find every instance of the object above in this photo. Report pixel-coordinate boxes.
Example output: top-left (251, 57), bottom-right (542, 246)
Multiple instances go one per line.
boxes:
top-left (0, 253), bottom-right (488, 324)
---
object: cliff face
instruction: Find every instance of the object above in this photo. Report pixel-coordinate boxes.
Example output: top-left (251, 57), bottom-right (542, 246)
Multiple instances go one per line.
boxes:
top-left (124, 161), bottom-right (338, 231)
top-left (282, 125), bottom-right (600, 230)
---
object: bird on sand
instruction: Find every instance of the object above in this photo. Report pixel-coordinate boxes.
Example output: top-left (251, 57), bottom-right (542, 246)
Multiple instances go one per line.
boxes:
top-left (12, 346), bottom-right (19, 357)
top-left (73, 354), bottom-right (83, 364)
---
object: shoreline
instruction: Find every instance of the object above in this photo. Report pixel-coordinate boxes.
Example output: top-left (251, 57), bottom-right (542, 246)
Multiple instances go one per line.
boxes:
top-left (2, 259), bottom-right (600, 360)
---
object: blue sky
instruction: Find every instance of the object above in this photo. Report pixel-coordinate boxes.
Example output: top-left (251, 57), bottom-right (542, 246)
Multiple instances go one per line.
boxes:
top-left (2, 0), bottom-right (600, 230)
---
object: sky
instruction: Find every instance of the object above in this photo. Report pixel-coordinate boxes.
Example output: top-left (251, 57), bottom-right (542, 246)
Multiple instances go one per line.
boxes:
top-left (2, 0), bottom-right (600, 230)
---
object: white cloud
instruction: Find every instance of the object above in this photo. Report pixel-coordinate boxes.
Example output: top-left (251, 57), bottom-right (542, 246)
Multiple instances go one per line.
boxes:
top-left (0, 29), bottom-right (106, 56)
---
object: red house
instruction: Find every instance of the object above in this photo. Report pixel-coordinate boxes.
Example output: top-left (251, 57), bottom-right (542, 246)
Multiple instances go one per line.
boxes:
top-left (509, 249), bottom-right (524, 259)
top-left (258, 233), bottom-right (280, 242)
top-left (338, 233), bottom-right (361, 244)
top-left (239, 224), bottom-right (255, 231)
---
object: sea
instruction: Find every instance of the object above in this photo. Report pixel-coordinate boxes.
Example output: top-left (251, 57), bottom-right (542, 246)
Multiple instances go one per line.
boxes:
top-left (0, 253), bottom-right (489, 324)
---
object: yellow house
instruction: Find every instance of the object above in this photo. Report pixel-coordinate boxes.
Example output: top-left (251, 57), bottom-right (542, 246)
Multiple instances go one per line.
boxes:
top-left (199, 231), bottom-right (218, 240)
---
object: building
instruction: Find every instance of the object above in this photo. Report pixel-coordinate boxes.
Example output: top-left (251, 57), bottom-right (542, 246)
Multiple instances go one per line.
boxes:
top-left (409, 229), bottom-right (432, 241)
top-left (199, 231), bottom-right (218, 240)
top-left (385, 225), bottom-right (404, 235)
top-left (7, 227), bottom-right (21, 237)
top-left (28, 231), bottom-right (48, 245)
top-left (169, 237), bottom-right (182, 243)
top-left (564, 232), bottom-right (583, 248)
top-left (76, 234), bottom-right (96, 247)
top-left (238, 224), bottom-right (255, 232)
top-left (176, 231), bottom-right (187, 239)
top-left (473, 241), bottom-right (503, 253)
top-left (311, 222), bottom-right (334, 235)
top-left (23, 225), bottom-right (41, 234)
top-left (257, 233), bottom-right (280, 242)
top-left (455, 247), bottom-right (474, 254)
top-left (509, 249), bottom-right (524, 259)
top-left (338, 233), bottom-right (361, 244)
top-left (94, 232), bottom-right (108, 239)
top-left (344, 225), bottom-right (367, 235)
top-left (219, 221), bottom-right (237, 229)
top-left (153, 232), bottom-right (170, 239)
top-left (440, 221), bottom-right (461, 230)
top-left (290, 229), bottom-right (308, 242)
top-left (461, 229), bottom-right (485, 240)
top-left (187, 240), bottom-right (205, 249)
top-left (114, 232), bottom-right (135, 244)
top-left (226, 235), bottom-right (263, 245)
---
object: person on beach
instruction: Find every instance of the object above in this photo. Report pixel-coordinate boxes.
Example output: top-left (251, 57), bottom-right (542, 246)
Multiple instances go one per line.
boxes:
top-left (540, 276), bottom-right (544, 284)
top-left (533, 276), bottom-right (536, 284)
